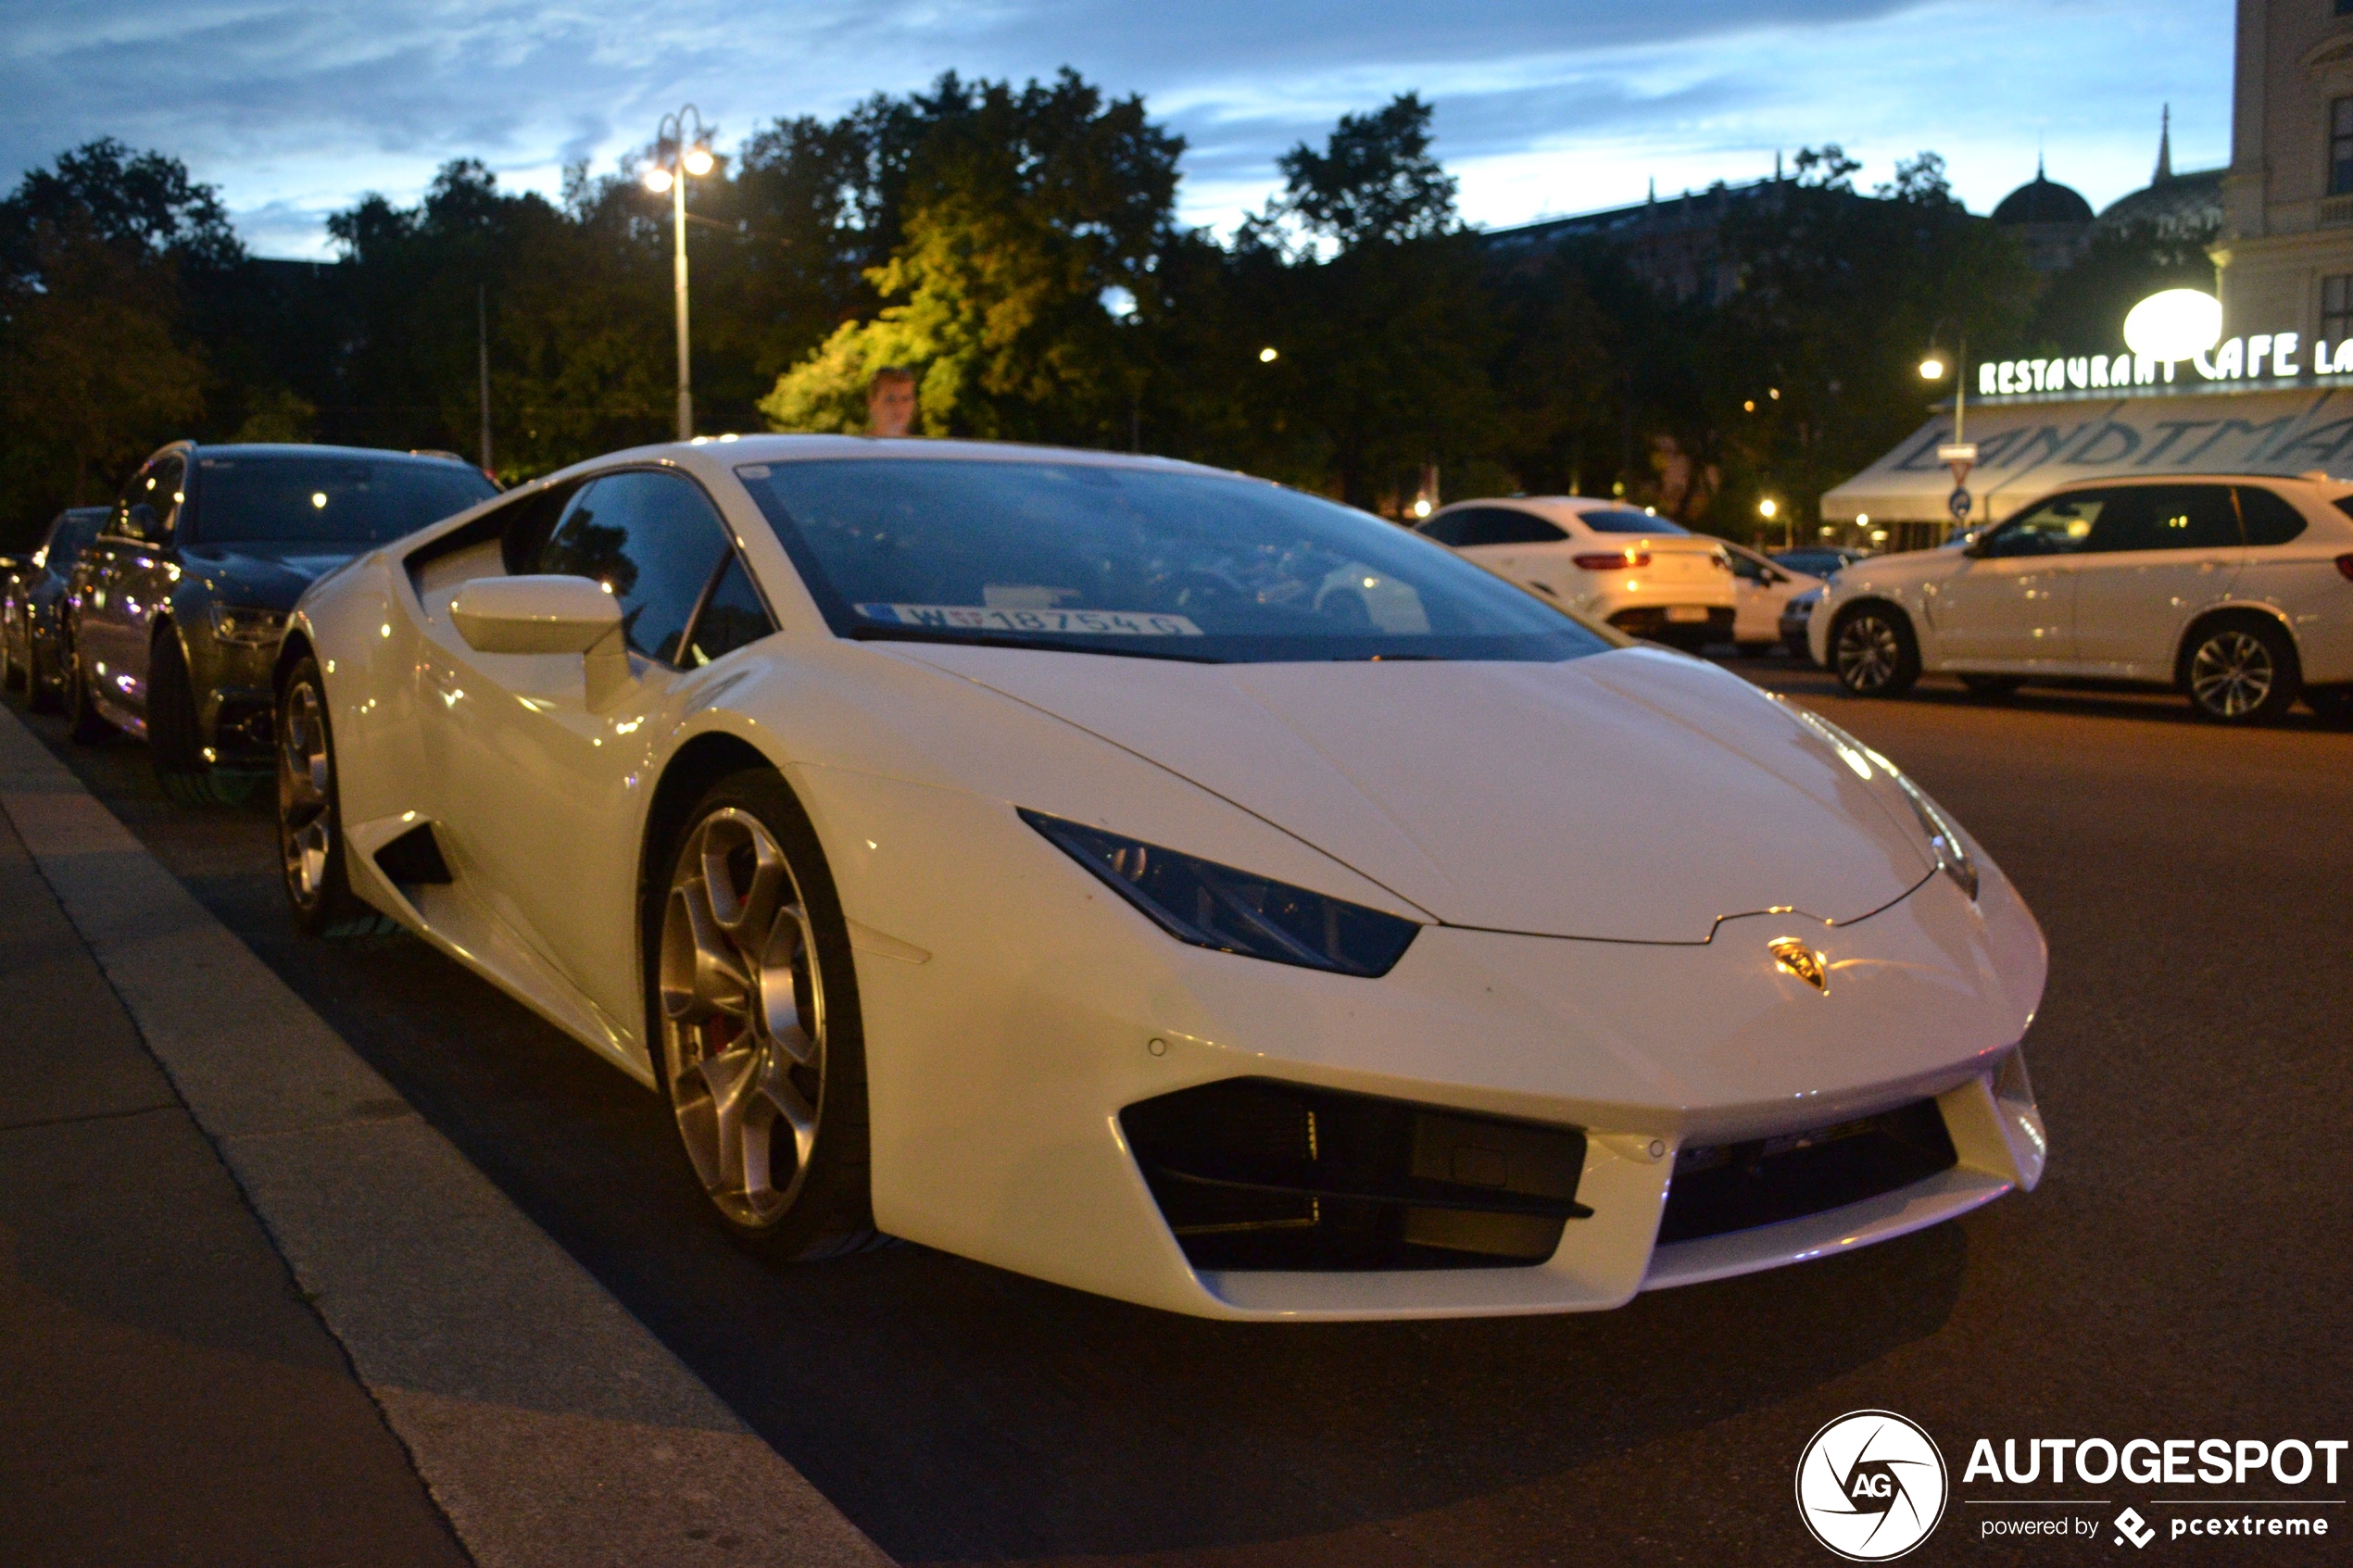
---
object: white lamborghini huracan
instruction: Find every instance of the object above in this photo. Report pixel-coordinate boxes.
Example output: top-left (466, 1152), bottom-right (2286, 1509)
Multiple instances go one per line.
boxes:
top-left (276, 436), bottom-right (2049, 1320)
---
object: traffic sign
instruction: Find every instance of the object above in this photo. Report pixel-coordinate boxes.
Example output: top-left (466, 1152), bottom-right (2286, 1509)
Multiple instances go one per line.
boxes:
top-left (1947, 487), bottom-right (1973, 521)
top-left (1937, 442), bottom-right (1978, 489)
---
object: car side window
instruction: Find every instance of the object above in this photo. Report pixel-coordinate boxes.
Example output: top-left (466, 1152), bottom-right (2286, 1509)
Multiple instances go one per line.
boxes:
top-left (2085, 485), bottom-right (2236, 553)
top-left (1727, 551), bottom-right (1768, 583)
top-left (120, 457), bottom-right (185, 544)
top-left (1416, 512), bottom-right (1473, 546)
top-left (681, 555), bottom-right (775, 666)
top-left (2236, 486), bottom-right (2309, 546)
top-left (1986, 493), bottom-right (2103, 557)
top-left (536, 470), bottom-right (733, 666)
top-left (1449, 508), bottom-right (1566, 547)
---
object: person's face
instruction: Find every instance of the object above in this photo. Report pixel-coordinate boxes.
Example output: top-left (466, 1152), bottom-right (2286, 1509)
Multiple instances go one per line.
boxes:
top-left (869, 378), bottom-right (916, 438)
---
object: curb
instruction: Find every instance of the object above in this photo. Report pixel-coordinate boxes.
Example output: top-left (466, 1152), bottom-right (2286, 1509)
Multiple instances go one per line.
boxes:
top-left (0, 706), bottom-right (893, 1568)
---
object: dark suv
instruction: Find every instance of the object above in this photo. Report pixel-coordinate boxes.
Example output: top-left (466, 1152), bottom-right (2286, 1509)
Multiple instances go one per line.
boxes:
top-left (64, 443), bottom-right (497, 799)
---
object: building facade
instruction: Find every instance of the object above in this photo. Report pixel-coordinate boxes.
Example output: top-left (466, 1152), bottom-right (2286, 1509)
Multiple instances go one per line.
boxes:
top-left (2215, 0), bottom-right (2353, 343)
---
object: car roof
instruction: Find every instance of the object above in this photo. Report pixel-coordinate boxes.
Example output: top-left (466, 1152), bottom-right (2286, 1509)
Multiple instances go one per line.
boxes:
top-left (185, 443), bottom-right (482, 467)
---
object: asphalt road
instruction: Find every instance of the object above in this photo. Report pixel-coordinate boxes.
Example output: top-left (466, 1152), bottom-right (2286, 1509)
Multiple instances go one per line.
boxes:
top-left (13, 659), bottom-right (2350, 1567)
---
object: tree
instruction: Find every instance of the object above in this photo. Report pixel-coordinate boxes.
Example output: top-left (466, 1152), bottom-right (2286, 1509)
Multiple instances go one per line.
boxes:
top-left (0, 142), bottom-right (229, 542)
top-left (761, 70), bottom-right (1181, 444)
top-left (1267, 94), bottom-right (1458, 251)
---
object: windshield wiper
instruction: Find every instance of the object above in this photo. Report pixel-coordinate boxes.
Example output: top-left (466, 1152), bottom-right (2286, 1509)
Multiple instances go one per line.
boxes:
top-left (847, 624), bottom-right (1227, 663)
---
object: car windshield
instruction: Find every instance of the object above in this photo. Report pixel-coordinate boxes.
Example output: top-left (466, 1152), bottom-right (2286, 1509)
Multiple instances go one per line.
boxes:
top-left (192, 456), bottom-right (496, 546)
top-left (53, 514), bottom-right (105, 558)
top-left (737, 458), bottom-right (1618, 663)
top-left (1579, 508), bottom-right (1689, 534)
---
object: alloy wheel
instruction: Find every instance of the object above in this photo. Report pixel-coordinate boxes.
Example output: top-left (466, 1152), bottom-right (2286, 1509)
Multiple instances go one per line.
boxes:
top-left (660, 808), bottom-right (826, 1228)
top-left (279, 679), bottom-right (333, 903)
top-left (2188, 630), bottom-right (2272, 720)
top-left (1835, 614), bottom-right (1902, 692)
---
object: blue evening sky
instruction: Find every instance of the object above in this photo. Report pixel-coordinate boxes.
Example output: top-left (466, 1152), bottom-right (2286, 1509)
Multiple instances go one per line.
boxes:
top-left (1, 0), bottom-right (2228, 257)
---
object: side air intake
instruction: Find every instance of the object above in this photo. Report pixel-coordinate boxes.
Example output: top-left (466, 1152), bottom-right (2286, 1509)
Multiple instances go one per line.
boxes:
top-left (1120, 1078), bottom-right (1591, 1273)
top-left (372, 822), bottom-right (453, 888)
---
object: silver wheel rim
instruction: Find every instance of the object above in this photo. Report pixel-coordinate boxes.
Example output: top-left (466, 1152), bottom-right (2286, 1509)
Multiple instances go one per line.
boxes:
top-left (1835, 615), bottom-right (1901, 690)
top-left (660, 808), bottom-right (825, 1227)
top-left (2190, 631), bottom-right (2272, 718)
top-left (279, 682), bottom-right (333, 901)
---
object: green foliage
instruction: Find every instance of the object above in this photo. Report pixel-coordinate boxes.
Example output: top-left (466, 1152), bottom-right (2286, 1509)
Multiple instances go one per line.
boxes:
top-left (762, 70), bottom-right (1179, 444)
top-left (1267, 93), bottom-right (1458, 250)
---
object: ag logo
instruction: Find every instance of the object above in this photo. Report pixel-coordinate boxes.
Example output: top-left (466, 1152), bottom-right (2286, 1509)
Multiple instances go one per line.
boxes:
top-left (1795, 1410), bottom-right (1948, 1561)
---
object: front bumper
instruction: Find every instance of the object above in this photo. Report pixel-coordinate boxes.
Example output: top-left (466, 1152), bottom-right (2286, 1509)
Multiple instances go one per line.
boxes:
top-left (795, 765), bottom-right (2049, 1320)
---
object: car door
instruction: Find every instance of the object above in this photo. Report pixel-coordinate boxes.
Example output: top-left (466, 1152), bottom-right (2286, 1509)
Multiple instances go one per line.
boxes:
top-left (1926, 490), bottom-right (2101, 669)
top-left (429, 468), bottom-right (768, 1027)
top-left (1725, 546), bottom-right (1790, 641)
top-left (2070, 483), bottom-right (2243, 678)
top-left (78, 455), bottom-right (184, 726)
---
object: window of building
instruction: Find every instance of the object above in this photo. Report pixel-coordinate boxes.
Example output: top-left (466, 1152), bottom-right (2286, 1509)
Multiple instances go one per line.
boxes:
top-left (2333, 97), bottom-right (2353, 195)
top-left (2326, 274), bottom-right (2353, 345)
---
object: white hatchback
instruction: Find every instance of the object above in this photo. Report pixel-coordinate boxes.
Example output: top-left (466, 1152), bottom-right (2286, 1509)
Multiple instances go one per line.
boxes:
top-left (1416, 497), bottom-right (1735, 649)
top-left (1811, 474), bottom-right (2353, 724)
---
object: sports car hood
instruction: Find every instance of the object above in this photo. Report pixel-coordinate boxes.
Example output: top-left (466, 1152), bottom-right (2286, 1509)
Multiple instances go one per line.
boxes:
top-left (888, 644), bottom-right (1938, 943)
top-left (182, 543), bottom-right (363, 607)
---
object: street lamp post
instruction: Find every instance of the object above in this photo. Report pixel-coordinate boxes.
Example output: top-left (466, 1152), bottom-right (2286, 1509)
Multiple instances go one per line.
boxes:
top-left (645, 106), bottom-right (715, 442)
top-left (1920, 319), bottom-right (1976, 534)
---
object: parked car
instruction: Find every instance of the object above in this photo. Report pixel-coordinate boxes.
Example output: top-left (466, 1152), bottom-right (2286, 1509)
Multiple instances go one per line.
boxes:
top-left (2, 507), bottom-right (113, 710)
top-left (1414, 497), bottom-right (1735, 649)
top-left (65, 442), bottom-right (498, 798)
top-left (1812, 475), bottom-right (2353, 724)
top-left (1717, 540), bottom-right (1823, 654)
top-left (1769, 546), bottom-right (1871, 580)
top-left (276, 435), bottom-right (2047, 1320)
top-left (1780, 583), bottom-right (1825, 661)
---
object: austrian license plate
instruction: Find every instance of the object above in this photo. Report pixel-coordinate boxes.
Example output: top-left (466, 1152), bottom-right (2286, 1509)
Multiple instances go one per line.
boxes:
top-left (1666, 606), bottom-right (1710, 623)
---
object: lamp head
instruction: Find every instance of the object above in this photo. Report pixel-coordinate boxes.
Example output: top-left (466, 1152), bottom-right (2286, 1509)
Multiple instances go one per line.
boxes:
top-left (643, 166), bottom-right (674, 194)
top-left (683, 144), bottom-right (715, 178)
top-left (2123, 288), bottom-right (2221, 362)
top-left (1919, 356), bottom-right (1944, 381)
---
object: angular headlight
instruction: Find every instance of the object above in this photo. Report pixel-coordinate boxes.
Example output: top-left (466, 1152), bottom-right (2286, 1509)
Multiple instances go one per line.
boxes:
top-left (1020, 809), bottom-right (1420, 977)
top-left (1776, 699), bottom-right (1979, 902)
top-left (209, 604), bottom-right (290, 646)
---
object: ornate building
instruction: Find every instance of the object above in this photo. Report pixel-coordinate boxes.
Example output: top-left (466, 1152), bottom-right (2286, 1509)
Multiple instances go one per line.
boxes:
top-left (1990, 158), bottom-right (2095, 272)
top-left (2214, 0), bottom-right (2353, 342)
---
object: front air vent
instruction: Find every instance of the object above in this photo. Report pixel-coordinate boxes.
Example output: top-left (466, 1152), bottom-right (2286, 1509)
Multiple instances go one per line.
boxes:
top-left (1657, 1098), bottom-right (1957, 1245)
top-left (373, 822), bottom-right (453, 888)
top-left (1120, 1078), bottom-right (1591, 1273)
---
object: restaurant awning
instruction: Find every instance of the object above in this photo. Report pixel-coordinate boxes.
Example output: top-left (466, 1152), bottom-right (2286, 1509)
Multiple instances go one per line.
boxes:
top-left (1822, 388), bottom-right (2353, 524)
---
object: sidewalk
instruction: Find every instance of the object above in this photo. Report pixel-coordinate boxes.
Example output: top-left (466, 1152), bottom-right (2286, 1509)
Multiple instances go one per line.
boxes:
top-left (0, 703), bottom-right (893, 1568)
top-left (0, 802), bottom-right (472, 1566)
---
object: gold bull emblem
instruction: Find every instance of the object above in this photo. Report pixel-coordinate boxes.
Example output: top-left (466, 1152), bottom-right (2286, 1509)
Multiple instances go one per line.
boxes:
top-left (1768, 936), bottom-right (1829, 994)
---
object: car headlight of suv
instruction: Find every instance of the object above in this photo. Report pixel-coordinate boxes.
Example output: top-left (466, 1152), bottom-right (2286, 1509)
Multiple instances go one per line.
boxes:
top-left (209, 604), bottom-right (290, 646)
top-left (1020, 809), bottom-right (1420, 977)
top-left (1777, 701), bottom-right (1979, 902)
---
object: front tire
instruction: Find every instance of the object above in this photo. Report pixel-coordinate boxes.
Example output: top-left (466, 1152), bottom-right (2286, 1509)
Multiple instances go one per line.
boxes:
top-left (2184, 617), bottom-right (2299, 725)
top-left (64, 644), bottom-right (112, 744)
top-left (24, 634), bottom-right (62, 714)
top-left (149, 630), bottom-right (218, 806)
top-left (1831, 604), bottom-right (1920, 698)
top-left (651, 769), bottom-right (876, 1259)
top-left (277, 656), bottom-right (392, 935)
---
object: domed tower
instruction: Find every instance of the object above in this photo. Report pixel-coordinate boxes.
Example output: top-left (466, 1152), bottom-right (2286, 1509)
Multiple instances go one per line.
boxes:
top-left (1992, 157), bottom-right (2095, 273)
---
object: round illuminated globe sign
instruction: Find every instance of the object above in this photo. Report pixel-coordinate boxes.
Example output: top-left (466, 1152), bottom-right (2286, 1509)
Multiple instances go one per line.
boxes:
top-left (2122, 289), bottom-right (2221, 363)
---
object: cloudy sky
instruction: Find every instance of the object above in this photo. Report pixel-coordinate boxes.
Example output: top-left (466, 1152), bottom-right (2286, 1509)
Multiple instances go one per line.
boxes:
top-left (2, 0), bottom-right (2229, 257)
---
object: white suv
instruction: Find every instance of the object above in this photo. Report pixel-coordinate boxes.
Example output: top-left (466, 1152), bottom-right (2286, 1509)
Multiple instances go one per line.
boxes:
top-left (1416, 497), bottom-right (1734, 649)
top-left (1810, 474), bottom-right (2353, 724)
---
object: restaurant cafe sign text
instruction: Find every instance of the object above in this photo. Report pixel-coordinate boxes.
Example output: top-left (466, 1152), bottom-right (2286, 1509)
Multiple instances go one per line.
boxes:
top-left (1982, 330), bottom-right (2352, 397)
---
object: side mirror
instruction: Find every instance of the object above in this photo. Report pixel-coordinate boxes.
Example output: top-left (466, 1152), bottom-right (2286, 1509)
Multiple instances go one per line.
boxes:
top-left (449, 575), bottom-right (633, 708)
top-left (1959, 531), bottom-right (1992, 558)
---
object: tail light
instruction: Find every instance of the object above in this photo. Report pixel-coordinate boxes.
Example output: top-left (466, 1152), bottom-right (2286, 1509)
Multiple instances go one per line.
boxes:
top-left (1573, 550), bottom-right (1651, 571)
top-left (2336, 554), bottom-right (2353, 581)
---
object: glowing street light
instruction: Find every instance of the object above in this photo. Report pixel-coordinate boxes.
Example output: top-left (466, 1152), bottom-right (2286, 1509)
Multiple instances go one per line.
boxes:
top-left (647, 105), bottom-right (715, 440)
top-left (1758, 497), bottom-right (1780, 521)
top-left (2123, 288), bottom-right (2222, 364)
top-left (1258, 346), bottom-right (1279, 363)
top-left (1918, 356), bottom-right (1944, 381)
